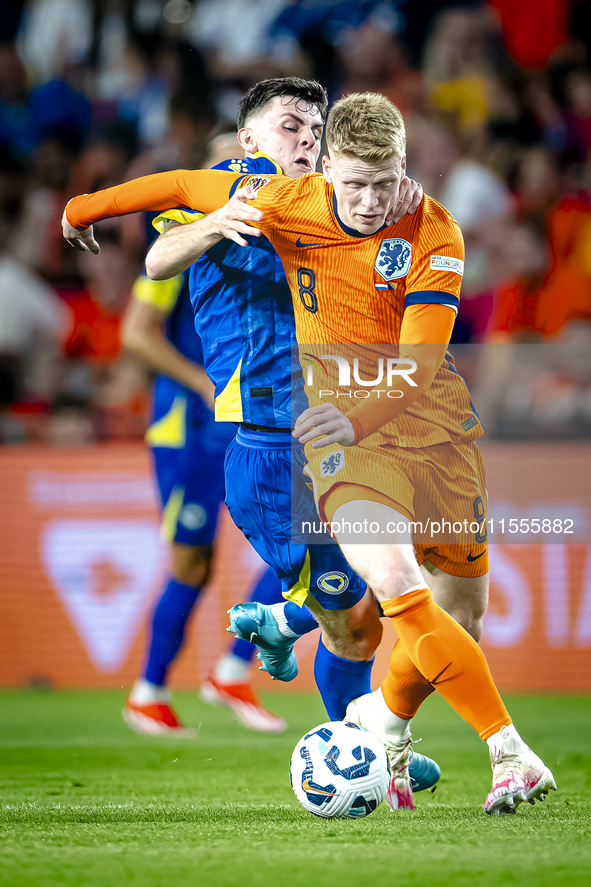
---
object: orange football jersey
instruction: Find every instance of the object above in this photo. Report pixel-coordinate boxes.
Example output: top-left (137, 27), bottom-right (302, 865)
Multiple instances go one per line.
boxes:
top-left (238, 173), bottom-right (462, 343)
top-left (234, 173), bottom-right (481, 448)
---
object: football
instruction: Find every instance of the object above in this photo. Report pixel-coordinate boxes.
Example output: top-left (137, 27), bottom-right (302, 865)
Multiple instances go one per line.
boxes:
top-left (290, 721), bottom-right (390, 819)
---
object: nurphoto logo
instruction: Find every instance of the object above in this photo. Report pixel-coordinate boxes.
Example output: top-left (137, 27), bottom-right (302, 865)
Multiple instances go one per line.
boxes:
top-left (302, 352), bottom-right (417, 400)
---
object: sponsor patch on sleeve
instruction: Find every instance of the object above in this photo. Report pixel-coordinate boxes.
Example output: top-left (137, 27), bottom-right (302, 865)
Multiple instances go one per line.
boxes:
top-left (430, 255), bottom-right (464, 276)
top-left (241, 175), bottom-right (271, 194)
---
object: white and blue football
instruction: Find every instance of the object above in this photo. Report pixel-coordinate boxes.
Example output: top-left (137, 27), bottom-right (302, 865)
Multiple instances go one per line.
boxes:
top-left (290, 721), bottom-right (390, 819)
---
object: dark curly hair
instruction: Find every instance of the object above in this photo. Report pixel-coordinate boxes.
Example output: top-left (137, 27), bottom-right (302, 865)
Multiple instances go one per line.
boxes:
top-left (237, 77), bottom-right (328, 130)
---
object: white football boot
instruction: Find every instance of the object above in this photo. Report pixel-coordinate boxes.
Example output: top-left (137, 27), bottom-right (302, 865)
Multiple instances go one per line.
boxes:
top-left (484, 725), bottom-right (557, 815)
top-left (346, 690), bottom-right (415, 811)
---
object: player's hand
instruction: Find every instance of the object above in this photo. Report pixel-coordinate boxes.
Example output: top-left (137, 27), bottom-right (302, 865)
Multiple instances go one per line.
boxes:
top-left (387, 176), bottom-right (423, 224)
top-left (207, 185), bottom-right (264, 247)
top-left (61, 201), bottom-right (100, 254)
top-left (293, 403), bottom-right (355, 448)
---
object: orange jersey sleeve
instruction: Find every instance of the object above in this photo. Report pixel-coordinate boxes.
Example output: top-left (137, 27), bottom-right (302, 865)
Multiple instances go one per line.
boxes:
top-left (66, 169), bottom-right (248, 229)
top-left (346, 304), bottom-right (454, 443)
top-left (398, 302), bottom-right (456, 344)
top-left (404, 200), bottom-right (464, 315)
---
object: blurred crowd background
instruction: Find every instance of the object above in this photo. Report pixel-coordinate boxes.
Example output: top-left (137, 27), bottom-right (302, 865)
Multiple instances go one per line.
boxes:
top-left (1, 0), bottom-right (591, 446)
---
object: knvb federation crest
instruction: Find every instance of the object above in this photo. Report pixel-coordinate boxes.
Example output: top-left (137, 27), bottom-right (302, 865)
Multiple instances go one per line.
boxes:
top-left (375, 238), bottom-right (412, 281)
top-left (319, 450), bottom-right (345, 478)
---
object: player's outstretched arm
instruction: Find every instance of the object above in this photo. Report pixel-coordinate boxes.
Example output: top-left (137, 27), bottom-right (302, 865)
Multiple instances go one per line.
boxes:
top-left (62, 168), bottom-right (244, 250)
top-left (62, 203), bottom-right (100, 254)
top-left (146, 186), bottom-right (263, 280)
top-left (122, 289), bottom-right (214, 407)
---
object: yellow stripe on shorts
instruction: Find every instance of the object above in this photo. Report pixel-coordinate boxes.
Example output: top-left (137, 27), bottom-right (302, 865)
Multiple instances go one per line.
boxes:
top-left (282, 550), bottom-right (311, 607)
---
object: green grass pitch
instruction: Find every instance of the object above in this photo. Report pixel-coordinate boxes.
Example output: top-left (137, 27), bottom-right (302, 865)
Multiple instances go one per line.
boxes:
top-left (1, 690), bottom-right (590, 887)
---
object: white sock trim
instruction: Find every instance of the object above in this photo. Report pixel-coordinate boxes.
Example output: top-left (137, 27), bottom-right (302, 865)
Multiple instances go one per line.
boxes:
top-left (400, 583), bottom-right (428, 596)
top-left (375, 688), bottom-right (412, 739)
top-left (269, 602), bottom-right (299, 638)
top-left (129, 679), bottom-right (170, 705)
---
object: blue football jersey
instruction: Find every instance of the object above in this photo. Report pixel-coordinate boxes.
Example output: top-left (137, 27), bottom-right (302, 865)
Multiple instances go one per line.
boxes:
top-left (153, 154), bottom-right (308, 427)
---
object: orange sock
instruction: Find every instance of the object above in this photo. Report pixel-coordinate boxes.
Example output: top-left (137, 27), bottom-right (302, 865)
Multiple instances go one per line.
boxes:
top-left (382, 587), bottom-right (510, 740)
top-left (381, 641), bottom-right (435, 719)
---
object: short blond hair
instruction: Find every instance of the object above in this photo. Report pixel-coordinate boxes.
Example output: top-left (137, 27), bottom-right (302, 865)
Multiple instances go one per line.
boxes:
top-left (326, 93), bottom-right (406, 162)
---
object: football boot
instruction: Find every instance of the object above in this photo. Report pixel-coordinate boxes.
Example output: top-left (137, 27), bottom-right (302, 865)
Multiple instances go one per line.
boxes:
top-left (200, 676), bottom-right (286, 733)
top-left (227, 601), bottom-right (298, 682)
top-left (123, 699), bottom-right (195, 737)
top-left (484, 725), bottom-right (557, 815)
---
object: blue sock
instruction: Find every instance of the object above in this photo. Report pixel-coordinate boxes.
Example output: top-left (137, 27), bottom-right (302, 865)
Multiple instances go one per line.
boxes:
top-left (230, 566), bottom-right (285, 662)
top-left (143, 578), bottom-right (201, 685)
top-left (314, 637), bottom-right (374, 720)
top-left (283, 601), bottom-right (318, 636)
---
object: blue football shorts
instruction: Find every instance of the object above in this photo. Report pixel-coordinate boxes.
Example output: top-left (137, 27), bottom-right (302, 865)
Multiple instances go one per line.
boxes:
top-left (224, 426), bottom-right (367, 611)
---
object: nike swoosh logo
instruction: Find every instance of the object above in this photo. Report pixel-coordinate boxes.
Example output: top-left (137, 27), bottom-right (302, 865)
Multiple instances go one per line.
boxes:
top-left (467, 550), bottom-right (487, 562)
top-left (296, 237), bottom-right (329, 248)
top-left (302, 778), bottom-right (336, 796)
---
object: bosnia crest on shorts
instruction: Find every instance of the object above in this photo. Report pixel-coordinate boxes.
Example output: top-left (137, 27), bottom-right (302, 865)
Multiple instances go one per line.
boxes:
top-left (316, 571), bottom-right (350, 595)
top-left (375, 238), bottom-right (412, 281)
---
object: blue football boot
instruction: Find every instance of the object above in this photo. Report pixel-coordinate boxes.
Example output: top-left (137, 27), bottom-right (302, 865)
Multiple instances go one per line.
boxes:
top-left (227, 602), bottom-right (299, 682)
top-left (409, 748), bottom-right (440, 793)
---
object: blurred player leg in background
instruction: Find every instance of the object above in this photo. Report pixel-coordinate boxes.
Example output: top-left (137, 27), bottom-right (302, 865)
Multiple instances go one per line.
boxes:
top-left (125, 391), bottom-right (289, 735)
top-left (124, 375), bottom-right (230, 736)
top-left (121, 274), bottom-right (287, 734)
